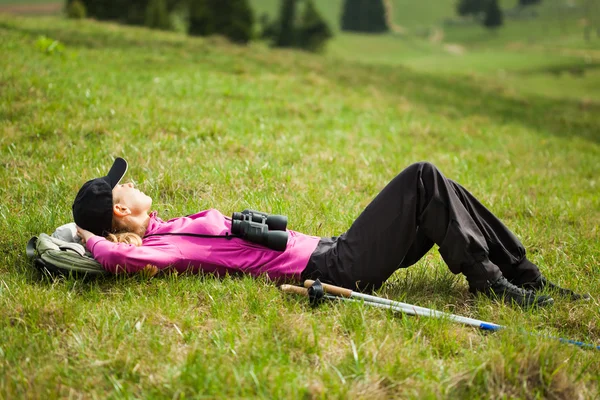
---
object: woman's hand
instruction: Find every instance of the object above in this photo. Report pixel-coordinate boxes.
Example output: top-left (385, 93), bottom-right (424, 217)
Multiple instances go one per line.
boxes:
top-left (76, 226), bottom-right (96, 244)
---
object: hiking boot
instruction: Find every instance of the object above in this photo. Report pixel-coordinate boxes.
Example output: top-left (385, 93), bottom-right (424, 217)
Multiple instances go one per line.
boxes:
top-left (518, 275), bottom-right (591, 301)
top-left (470, 276), bottom-right (554, 309)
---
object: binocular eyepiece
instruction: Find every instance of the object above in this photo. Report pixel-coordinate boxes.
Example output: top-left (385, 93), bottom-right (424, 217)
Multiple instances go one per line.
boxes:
top-left (231, 209), bottom-right (288, 251)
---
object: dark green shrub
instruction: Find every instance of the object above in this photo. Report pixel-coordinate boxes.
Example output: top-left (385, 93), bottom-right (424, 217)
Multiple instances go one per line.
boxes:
top-left (519, 0), bottom-right (541, 6)
top-left (76, 0), bottom-right (181, 25)
top-left (340, 0), bottom-right (388, 33)
top-left (77, 0), bottom-right (131, 21)
top-left (66, 0), bottom-right (87, 19)
top-left (259, 13), bottom-right (278, 41)
top-left (189, 0), bottom-right (213, 36)
top-left (297, 0), bottom-right (332, 52)
top-left (275, 0), bottom-right (297, 47)
top-left (188, 0), bottom-right (254, 44)
top-left (214, 0), bottom-right (255, 44)
top-left (484, 0), bottom-right (503, 28)
top-left (456, 0), bottom-right (485, 17)
top-left (125, 0), bottom-right (151, 25)
top-left (265, 0), bottom-right (332, 52)
top-left (145, 0), bottom-right (171, 30)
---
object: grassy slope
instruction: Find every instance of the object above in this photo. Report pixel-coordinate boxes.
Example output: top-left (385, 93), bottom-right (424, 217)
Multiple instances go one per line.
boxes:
top-left (251, 0), bottom-right (600, 102)
top-left (1, 15), bottom-right (600, 398)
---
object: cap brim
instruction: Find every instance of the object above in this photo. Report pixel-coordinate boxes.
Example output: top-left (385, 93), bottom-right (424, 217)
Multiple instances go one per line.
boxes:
top-left (105, 157), bottom-right (128, 188)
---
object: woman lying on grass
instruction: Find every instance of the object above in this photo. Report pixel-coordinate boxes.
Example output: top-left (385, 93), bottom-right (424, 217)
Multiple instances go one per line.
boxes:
top-left (73, 158), bottom-right (589, 308)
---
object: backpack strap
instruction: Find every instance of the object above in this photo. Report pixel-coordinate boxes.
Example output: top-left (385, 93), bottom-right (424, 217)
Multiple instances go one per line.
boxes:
top-left (58, 242), bottom-right (86, 257)
top-left (26, 236), bottom-right (38, 259)
top-left (26, 235), bottom-right (54, 274)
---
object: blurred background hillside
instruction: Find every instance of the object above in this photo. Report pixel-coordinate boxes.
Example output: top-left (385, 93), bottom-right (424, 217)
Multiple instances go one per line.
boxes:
top-left (1, 0), bottom-right (599, 102)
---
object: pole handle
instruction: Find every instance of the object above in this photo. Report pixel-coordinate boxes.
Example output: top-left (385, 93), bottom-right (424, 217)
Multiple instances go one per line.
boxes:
top-left (280, 284), bottom-right (309, 296)
top-left (303, 280), bottom-right (353, 298)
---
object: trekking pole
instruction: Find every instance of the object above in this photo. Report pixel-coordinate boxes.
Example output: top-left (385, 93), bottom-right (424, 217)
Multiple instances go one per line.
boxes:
top-left (282, 284), bottom-right (494, 325)
top-left (282, 280), bottom-right (600, 351)
top-left (301, 279), bottom-right (503, 331)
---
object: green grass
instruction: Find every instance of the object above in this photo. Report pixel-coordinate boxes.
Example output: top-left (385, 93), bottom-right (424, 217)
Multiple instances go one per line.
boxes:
top-left (1, 14), bottom-right (600, 398)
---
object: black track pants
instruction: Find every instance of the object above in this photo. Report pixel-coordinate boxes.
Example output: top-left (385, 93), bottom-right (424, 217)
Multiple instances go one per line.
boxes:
top-left (302, 162), bottom-right (541, 292)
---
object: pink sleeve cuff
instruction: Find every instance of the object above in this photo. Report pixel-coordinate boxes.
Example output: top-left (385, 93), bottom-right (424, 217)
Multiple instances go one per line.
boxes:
top-left (86, 236), bottom-right (107, 253)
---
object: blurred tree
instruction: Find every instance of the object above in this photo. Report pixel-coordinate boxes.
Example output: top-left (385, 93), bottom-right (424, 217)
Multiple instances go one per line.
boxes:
top-left (341, 0), bottom-right (360, 31)
top-left (263, 0), bottom-right (332, 52)
top-left (259, 13), bottom-right (278, 41)
top-left (367, 0), bottom-right (388, 32)
top-left (145, 0), bottom-right (171, 30)
top-left (519, 0), bottom-right (541, 6)
top-left (189, 0), bottom-right (213, 36)
top-left (188, 0), bottom-right (254, 44)
top-left (74, 0), bottom-right (113, 20)
top-left (341, 0), bottom-right (388, 33)
top-left (213, 0), bottom-right (254, 44)
top-left (66, 0), bottom-right (86, 19)
top-left (484, 0), bottom-right (503, 29)
top-left (126, 0), bottom-right (152, 25)
top-left (297, 0), bottom-right (332, 52)
top-left (73, 0), bottom-right (182, 25)
top-left (456, 0), bottom-right (485, 18)
top-left (72, 0), bottom-right (144, 23)
top-left (276, 0), bottom-right (297, 47)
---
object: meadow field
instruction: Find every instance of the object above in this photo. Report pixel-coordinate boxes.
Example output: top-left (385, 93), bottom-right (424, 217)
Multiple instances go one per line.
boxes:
top-left (1, 2), bottom-right (600, 398)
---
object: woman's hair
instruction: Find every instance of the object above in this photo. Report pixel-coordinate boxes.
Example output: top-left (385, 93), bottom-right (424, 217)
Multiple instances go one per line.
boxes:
top-left (105, 213), bottom-right (147, 247)
top-left (106, 231), bottom-right (143, 246)
top-left (105, 228), bottom-right (159, 277)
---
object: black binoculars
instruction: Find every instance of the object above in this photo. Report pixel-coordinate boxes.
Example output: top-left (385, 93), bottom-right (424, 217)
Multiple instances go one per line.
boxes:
top-left (231, 209), bottom-right (288, 251)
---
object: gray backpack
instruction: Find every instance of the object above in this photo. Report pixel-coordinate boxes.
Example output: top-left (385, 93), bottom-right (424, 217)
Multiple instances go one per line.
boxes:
top-left (26, 223), bottom-right (108, 278)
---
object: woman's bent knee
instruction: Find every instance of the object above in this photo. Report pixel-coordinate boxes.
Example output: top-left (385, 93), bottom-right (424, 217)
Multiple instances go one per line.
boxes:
top-left (407, 161), bottom-right (438, 174)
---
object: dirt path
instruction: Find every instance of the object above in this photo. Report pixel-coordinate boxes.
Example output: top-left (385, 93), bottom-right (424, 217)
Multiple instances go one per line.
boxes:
top-left (0, 3), bottom-right (62, 15)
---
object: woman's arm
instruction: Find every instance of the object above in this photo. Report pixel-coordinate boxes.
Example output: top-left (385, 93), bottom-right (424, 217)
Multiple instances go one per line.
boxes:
top-left (76, 226), bottom-right (96, 244)
top-left (85, 235), bottom-right (182, 274)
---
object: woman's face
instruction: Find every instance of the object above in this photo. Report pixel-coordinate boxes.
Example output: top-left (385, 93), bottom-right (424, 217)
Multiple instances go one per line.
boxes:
top-left (112, 182), bottom-right (152, 216)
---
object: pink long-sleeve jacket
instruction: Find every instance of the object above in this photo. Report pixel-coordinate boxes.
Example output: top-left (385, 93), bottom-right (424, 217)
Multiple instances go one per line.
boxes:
top-left (85, 209), bottom-right (321, 280)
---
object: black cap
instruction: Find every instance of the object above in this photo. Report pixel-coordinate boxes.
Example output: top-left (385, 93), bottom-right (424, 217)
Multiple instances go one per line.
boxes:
top-left (72, 157), bottom-right (128, 236)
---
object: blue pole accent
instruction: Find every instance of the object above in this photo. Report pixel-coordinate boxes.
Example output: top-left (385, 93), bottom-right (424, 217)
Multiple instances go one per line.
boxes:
top-left (555, 336), bottom-right (600, 351)
top-left (513, 328), bottom-right (600, 351)
top-left (479, 322), bottom-right (503, 331)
